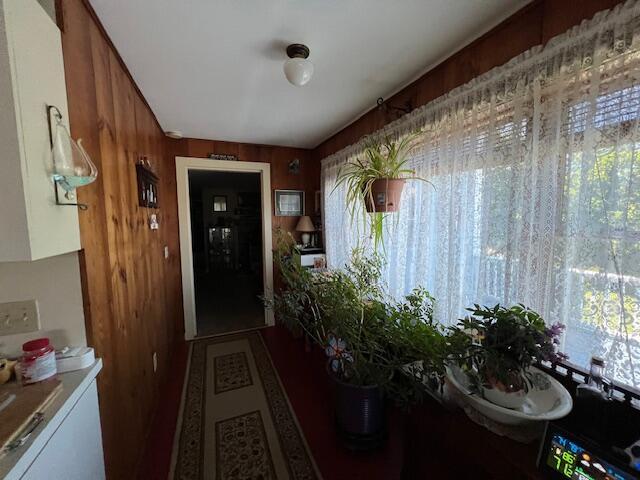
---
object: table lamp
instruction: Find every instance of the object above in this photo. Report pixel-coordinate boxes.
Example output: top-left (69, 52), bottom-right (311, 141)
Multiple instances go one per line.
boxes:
top-left (295, 215), bottom-right (315, 246)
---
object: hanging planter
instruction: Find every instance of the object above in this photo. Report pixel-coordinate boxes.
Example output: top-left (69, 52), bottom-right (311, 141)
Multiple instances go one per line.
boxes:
top-left (365, 178), bottom-right (406, 213)
top-left (334, 132), bottom-right (427, 248)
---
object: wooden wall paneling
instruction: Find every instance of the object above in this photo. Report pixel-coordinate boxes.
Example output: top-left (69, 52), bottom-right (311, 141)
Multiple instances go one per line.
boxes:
top-left (168, 138), bottom-right (318, 244)
top-left (60, 1), bottom-right (182, 478)
top-left (86, 18), bottom-right (128, 473)
top-left (540, 0), bottom-right (623, 42)
top-left (312, 0), bottom-right (623, 161)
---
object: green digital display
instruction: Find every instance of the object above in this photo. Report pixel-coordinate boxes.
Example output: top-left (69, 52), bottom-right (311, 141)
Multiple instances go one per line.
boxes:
top-left (546, 434), bottom-right (634, 480)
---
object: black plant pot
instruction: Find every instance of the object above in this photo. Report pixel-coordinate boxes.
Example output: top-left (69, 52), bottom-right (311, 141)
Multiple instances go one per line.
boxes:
top-left (328, 364), bottom-right (387, 451)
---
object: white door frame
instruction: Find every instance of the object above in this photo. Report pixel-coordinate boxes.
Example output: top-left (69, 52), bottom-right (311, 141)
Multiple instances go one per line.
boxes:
top-left (176, 156), bottom-right (274, 340)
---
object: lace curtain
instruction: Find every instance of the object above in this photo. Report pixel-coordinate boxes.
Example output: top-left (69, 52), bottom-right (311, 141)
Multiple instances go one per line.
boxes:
top-left (321, 0), bottom-right (640, 388)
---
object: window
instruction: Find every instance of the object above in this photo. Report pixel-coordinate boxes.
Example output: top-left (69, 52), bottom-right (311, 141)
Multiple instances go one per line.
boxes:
top-left (322, 20), bottom-right (640, 388)
top-left (213, 195), bottom-right (227, 212)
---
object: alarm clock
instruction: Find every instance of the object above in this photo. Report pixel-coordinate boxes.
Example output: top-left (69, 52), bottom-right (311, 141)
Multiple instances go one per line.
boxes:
top-left (538, 423), bottom-right (638, 479)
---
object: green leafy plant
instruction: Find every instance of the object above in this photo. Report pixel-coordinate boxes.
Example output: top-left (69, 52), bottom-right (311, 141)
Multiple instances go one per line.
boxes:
top-left (268, 231), bottom-right (447, 405)
top-left (333, 132), bottom-right (426, 249)
top-left (447, 304), bottom-right (567, 393)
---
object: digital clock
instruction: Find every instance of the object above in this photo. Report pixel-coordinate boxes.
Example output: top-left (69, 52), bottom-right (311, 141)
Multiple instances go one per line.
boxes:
top-left (539, 425), bottom-right (638, 480)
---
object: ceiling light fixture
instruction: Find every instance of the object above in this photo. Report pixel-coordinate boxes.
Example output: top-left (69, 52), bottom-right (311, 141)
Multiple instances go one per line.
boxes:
top-left (283, 44), bottom-right (313, 87)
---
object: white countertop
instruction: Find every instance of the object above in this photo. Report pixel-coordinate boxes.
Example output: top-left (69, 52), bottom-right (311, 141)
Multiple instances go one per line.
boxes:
top-left (0, 360), bottom-right (103, 480)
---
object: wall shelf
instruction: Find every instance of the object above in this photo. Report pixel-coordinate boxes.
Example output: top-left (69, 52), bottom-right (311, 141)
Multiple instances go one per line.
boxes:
top-left (135, 161), bottom-right (159, 208)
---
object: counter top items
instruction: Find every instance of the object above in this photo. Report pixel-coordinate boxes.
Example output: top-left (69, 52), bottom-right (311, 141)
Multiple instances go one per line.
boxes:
top-left (0, 379), bottom-right (62, 453)
top-left (20, 339), bottom-right (57, 385)
top-left (0, 359), bottom-right (17, 385)
top-left (56, 347), bottom-right (95, 373)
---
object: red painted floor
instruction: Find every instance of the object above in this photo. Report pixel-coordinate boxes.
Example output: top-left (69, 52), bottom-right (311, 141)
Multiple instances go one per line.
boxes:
top-left (137, 340), bottom-right (189, 480)
top-left (138, 325), bottom-right (404, 479)
top-left (260, 325), bottom-right (405, 480)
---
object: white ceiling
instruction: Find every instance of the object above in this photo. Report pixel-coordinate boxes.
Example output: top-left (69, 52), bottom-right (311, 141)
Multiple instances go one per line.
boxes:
top-left (89, 0), bottom-right (529, 149)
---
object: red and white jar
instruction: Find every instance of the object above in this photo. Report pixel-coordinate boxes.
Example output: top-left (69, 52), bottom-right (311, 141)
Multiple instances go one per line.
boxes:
top-left (20, 338), bottom-right (57, 384)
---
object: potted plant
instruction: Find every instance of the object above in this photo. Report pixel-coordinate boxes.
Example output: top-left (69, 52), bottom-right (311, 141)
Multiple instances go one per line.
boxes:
top-left (447, 304), bottom-right (567, 410)
top-left (270, 240), bottom-right (447, 449)
top-left (334, 133), bottom-right (425, 248)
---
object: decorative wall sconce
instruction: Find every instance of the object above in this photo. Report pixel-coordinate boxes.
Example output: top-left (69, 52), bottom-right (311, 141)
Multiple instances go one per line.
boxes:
top-left (47, 105), bottom-right (97, 210)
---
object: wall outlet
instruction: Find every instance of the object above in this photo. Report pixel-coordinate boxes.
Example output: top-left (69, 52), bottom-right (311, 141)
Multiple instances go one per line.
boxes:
top-left (0, 300), bottom-right (40, 336)
top-left (152, 352), bottom-right (158, 372)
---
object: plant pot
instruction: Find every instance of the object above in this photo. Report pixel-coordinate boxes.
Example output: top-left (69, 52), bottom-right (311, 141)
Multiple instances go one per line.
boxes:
top-left (365, 178), bottom-right (405, 213)
top-left (482, 384), bottom-right (527, 410)
top-left (327, 364), bottom-right (386, 450)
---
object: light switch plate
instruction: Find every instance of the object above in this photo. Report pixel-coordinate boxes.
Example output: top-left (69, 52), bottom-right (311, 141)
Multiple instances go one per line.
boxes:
top-left (0, 300), bottom-right (40, 336)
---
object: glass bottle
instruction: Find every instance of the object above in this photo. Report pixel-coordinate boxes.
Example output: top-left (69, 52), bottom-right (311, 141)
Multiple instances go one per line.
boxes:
top-left (577, 356), bottom-right (608, 399)
top-left (51, 116), bottom-right (98, 200)
top-left (576, 356), bottom-right (612, 443)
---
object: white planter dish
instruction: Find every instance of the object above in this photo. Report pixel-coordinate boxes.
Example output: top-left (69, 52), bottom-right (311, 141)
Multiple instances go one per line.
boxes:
top-left (482, 385), bottom-right (527, 410)
top-left (446, 366), bottom-right (573, 426)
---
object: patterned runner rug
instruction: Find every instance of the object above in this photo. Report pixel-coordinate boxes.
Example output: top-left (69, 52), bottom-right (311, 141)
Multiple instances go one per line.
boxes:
top-left (173, 331), bottom-right (321, 480)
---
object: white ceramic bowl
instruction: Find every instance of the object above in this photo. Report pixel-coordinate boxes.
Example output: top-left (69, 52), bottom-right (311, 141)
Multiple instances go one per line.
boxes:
top-left (446, 366), bottom-right (573, 426)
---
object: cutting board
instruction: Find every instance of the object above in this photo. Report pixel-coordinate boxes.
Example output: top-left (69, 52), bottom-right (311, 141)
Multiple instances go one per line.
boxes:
top-left (0, 379), bottom-right (62, 451)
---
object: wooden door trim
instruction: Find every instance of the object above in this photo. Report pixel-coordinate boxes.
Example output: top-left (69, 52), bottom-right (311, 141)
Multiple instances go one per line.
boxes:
top-left (175, 156), bottom-right (274, 340)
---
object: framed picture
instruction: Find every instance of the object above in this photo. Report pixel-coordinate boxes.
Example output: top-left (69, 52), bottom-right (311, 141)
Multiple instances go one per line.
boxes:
top-left (274, 190), bottom-right (304, 216)
top-left (213, 195), bottom-right (227, 212)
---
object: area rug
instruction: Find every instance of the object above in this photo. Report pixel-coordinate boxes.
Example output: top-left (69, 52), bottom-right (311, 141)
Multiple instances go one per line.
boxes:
top-left (173, 330), bottom-right (322, 480)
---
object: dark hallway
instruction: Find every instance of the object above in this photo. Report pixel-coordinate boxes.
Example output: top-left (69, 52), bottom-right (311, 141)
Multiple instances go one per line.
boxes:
top-left (188, 170), bottom-right (264, 336)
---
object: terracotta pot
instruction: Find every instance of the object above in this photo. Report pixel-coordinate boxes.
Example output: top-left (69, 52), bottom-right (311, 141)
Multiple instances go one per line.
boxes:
top-left (365, 178), bottom-right (405, 213)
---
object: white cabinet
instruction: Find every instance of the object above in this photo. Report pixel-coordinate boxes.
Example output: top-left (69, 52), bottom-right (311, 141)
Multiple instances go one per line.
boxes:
top-left (0, 362), bottom-right (106, 480)
top-left (0, 0), bottom-right (80, 262)
top-left (20, 380), bottom-right (105, 480)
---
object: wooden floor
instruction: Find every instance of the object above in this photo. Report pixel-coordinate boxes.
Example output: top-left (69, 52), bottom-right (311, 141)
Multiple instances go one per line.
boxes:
top-left (194, 271), bottom-right (265, 336)
top-left (138, 325), bottom-right (404, 479)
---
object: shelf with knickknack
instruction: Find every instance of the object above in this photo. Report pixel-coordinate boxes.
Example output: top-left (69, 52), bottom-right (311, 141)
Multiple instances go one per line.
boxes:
top-left (135, 156), bottom-right (159, 209)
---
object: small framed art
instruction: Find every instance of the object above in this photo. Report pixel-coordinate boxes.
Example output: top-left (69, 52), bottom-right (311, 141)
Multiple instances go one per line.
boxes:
top-left (274, 190), bottom-right (304, 216)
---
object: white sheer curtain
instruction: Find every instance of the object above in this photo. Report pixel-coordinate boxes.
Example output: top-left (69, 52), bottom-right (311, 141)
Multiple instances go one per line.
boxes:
top-left (322, 0), bottom-right (640, 388)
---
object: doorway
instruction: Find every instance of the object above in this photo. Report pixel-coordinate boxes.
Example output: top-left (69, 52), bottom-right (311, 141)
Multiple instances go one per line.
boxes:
top-left (176, 157), bottom-right (274, 340)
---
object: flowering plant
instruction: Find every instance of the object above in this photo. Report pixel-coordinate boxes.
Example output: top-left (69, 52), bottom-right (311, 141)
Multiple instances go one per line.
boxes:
top-left (447, 304), bottom-right (567, 393)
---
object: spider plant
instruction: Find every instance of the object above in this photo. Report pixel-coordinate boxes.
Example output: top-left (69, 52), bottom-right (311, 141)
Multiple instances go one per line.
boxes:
top-left (333, 132), bottom-right (425, 249)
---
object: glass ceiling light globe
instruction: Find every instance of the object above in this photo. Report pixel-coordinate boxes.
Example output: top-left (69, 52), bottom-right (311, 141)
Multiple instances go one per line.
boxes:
top-left (284, 44), bottom-right (313, 87)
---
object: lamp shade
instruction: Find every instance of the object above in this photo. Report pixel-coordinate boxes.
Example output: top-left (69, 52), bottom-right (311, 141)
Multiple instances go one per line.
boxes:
top-left (284, 44), bottom-right (313, 87)
top-left (295, 215), bottom-right (315, 232)
top-left (283, 57), bottom-right (314, 86)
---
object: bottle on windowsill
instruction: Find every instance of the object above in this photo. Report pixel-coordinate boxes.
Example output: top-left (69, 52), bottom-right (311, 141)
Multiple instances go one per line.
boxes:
top-left (575, 356), bottom-right (612, 442)
top-left (577, 356), bottom-right (610, 400)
